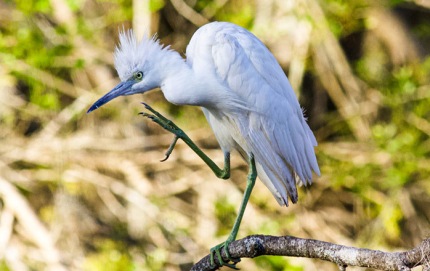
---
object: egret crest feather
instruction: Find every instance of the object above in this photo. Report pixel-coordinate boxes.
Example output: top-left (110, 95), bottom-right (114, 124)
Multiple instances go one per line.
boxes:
top-left (114, 30), bottom-right (171, 81)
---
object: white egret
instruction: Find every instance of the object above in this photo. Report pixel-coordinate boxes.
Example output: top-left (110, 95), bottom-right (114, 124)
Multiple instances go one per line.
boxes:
top-left (88, 21), bottom-right (320, 268)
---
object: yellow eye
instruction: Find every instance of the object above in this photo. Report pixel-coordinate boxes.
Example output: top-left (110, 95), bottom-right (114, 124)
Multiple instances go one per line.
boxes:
top-left (134, 71), bottom-right (143, 80)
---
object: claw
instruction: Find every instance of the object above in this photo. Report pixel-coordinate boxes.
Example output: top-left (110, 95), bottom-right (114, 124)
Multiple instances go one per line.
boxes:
top-left (161, 135), bottom-right (179, 162)
top-left (141, 102), bottom-right (152, 111)
top-left (141, 102), bottom-right (169, 121)
top-left (139, 103), bottom-right (184, 163)
top-left (209, 241), bottom-right (241, 270)
top-left (139, 112), bottom-right (165, 127)
top-left (141, 102), bottom-right (153, 112)
top-left (160, 155), bottom-right (169, 162)
top-left (139, 113), bottom-right (153, 123)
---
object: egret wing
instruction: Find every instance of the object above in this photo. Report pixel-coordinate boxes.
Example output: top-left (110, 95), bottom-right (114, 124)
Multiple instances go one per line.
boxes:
top-left (212, 23), bottom-right (319, 205)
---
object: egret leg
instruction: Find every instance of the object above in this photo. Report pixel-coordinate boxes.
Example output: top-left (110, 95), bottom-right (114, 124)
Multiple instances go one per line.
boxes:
top-left (210, 155), bottom-right (257, 269)
top-left (140, 103), bottom-right (254, 269)
top-left (139, 103), bottom-right (230, 179)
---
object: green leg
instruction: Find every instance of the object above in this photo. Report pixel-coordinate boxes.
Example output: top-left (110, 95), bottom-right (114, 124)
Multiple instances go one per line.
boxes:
top-left (139, 102), bottom-right (230, 179)
top-left (209, 154), bottom-right (257, 269)
top-left (140, 103), bottom-right (256, 269)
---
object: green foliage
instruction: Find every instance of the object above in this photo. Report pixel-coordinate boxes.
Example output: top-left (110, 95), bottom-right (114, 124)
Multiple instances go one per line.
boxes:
top-left (65, 0), bottom-right (82, 12)
top-left (210, 0), bottom-right (254, 28)
top-left (0, 261), bottom-right (10, 271)
top-left (83, 240), bottom-right (134, 271)
top-left (149, 0), bottom-right (165, 12)
top-left (322, 0), bottom-right (367, 37)
top-left (15, 0), bottom-right (53, 14)
top-left (329, 57), bottom-right (430, 243)
top-left (319, 0), bottom-right (430, 244)
top-left (1, 0), bottom-right (131, 113)
top-left (255, 256), bottom-right (303, 271)
top-left (214, 196), bottom-right (237, 236)
top-left (145, 247), bottom-right (169, 270)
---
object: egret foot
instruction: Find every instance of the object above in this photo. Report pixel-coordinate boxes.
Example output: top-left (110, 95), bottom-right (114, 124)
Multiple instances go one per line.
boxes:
top-left (139, 102), bottom-right (185, 161)
top-left (210, 240), bottom-right (241, 270)
top-left (139, 103), bottom-right (231, 179)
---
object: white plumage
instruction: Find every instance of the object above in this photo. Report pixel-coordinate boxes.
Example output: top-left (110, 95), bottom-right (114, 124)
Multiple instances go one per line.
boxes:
top-left (90, 21), bottom-right (320, 206)
top-left (186, 22), bottom-right (320, 205)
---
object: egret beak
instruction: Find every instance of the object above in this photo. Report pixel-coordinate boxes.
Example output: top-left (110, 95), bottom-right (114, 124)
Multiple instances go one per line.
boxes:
top-left (87, 80), bottom-right (135, 113)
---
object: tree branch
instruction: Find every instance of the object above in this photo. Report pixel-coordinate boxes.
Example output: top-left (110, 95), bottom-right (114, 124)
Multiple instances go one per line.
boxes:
top-left (191, 235), bottom-right (430, 271)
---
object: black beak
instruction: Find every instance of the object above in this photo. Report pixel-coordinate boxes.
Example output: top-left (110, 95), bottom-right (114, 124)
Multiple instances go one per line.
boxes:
top-left (87, 80), bottom-right (135, 113)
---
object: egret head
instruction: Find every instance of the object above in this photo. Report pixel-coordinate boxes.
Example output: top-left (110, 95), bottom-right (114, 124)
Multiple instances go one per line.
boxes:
top-left (87, 30), bottom-right (169, 113)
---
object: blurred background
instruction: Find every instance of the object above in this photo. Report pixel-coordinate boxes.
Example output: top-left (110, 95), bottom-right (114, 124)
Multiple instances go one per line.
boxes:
top-left (1, 0), bottom-right (430, 270)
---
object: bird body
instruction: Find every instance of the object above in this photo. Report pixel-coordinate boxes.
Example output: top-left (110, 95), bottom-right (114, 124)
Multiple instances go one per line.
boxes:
top-left (88, 21), bottom-right (320, 267)
top-left (90, 21), bottom-right (319, 206)
top-left (186, 22), bottom-right (320, 205)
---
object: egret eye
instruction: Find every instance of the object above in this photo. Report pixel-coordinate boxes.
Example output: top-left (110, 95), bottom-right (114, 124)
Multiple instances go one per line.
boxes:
top-left (134, 71), bottom-right (143, 80)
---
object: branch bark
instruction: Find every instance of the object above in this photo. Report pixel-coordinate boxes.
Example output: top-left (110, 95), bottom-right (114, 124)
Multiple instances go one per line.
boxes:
top-left (191, 235), bottom-right (430, 271)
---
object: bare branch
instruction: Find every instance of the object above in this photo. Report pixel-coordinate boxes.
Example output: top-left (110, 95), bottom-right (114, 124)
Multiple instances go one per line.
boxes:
top-left (191, 235), bottom-right (430, 271)
top-left (170, 0), bottom-right (209, 26)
